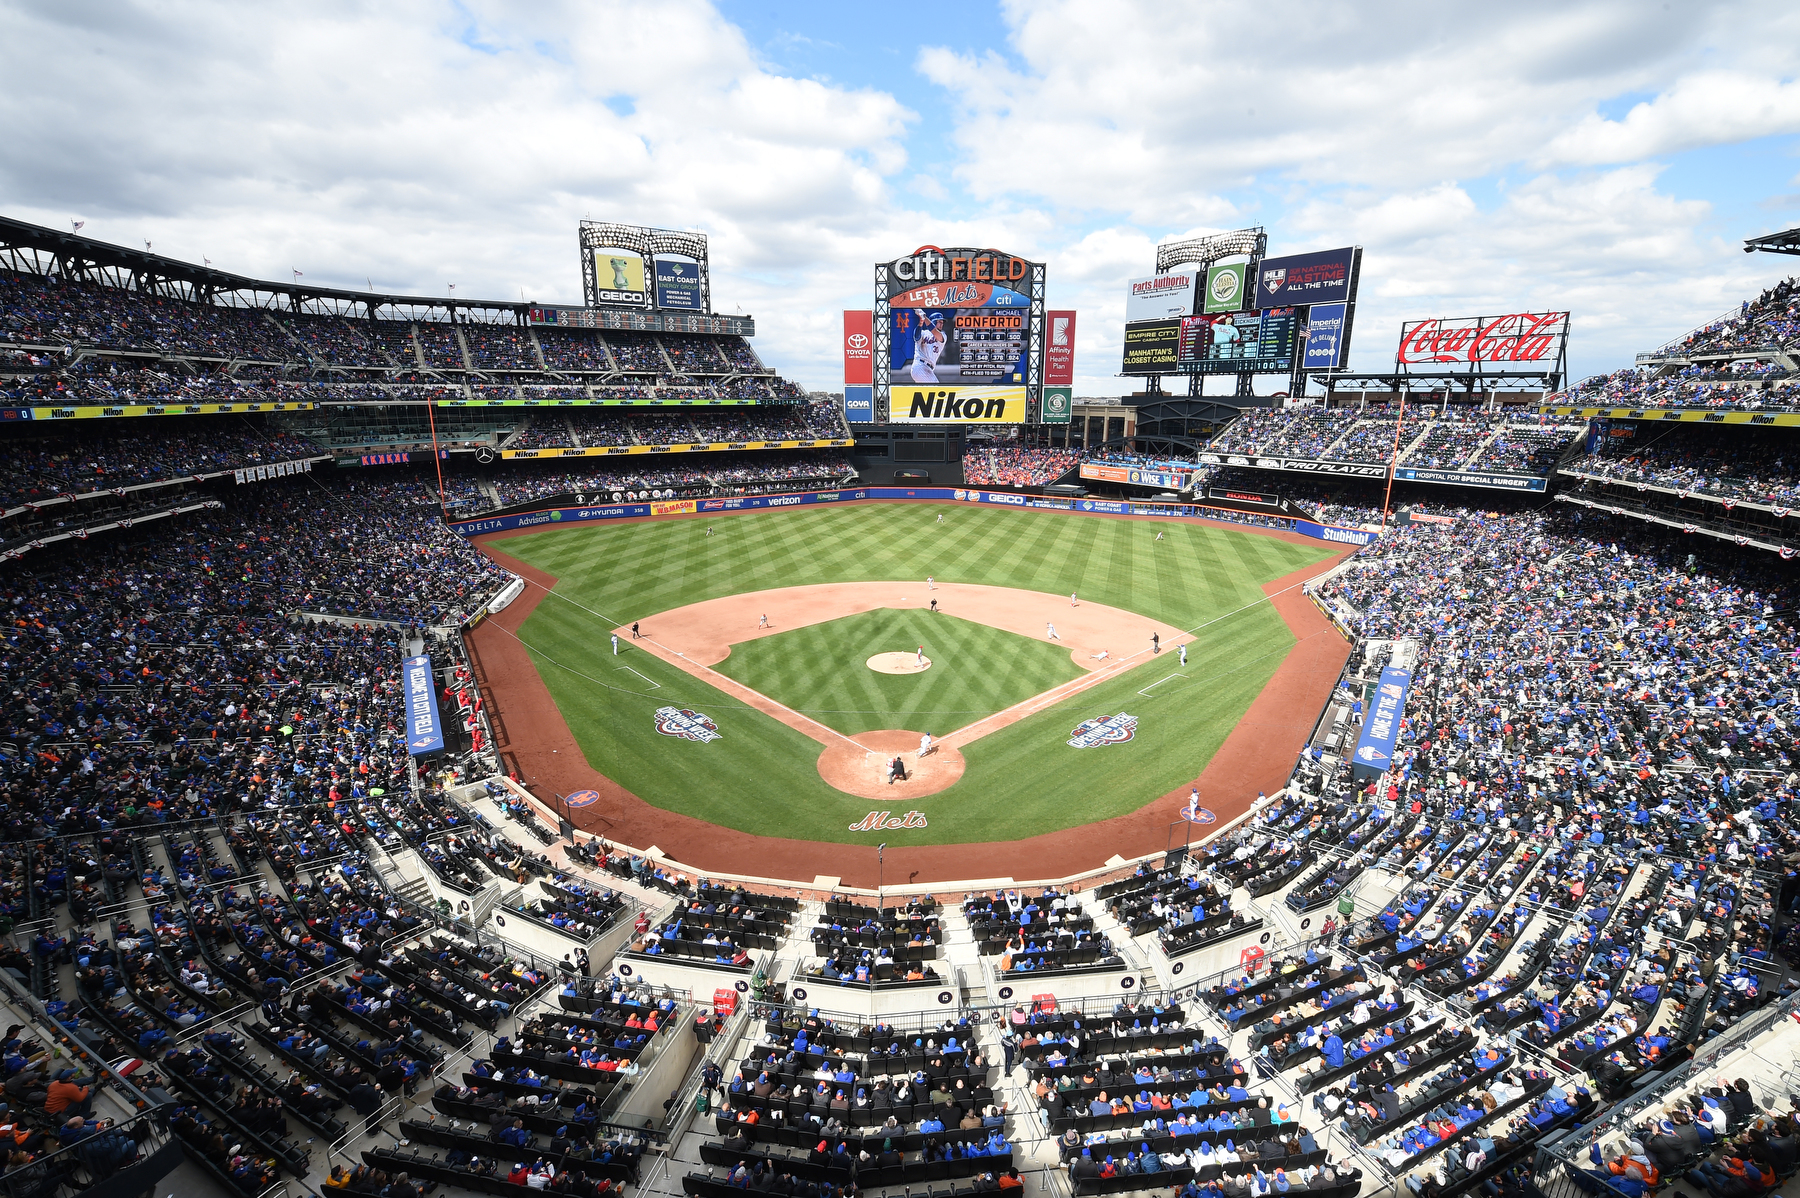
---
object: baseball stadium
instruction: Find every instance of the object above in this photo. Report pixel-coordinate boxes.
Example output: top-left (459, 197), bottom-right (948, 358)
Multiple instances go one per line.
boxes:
top-left (5, 21), bottom-right (1800, 1198)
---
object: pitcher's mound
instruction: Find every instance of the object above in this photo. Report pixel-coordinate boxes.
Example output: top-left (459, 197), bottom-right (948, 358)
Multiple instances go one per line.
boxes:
top-left (818, 729), bottom-right (965, 799)
top-left (868, 651), bottom-right (932, 674)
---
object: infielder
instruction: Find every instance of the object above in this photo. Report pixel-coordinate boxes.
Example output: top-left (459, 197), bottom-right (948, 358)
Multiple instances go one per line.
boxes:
top-left (611, 634), bottom-right (619, 655)
top-left (758, 614), bottom-right (768, 628)
top-left (1070, 592), bottom-right (1078, 607)
top-left (1179, 643), bottom-right (1188, 666)
top-left (927, 576), bottom-right (935, 589)
top-left (1046, 622), bottom-right (1060, 640)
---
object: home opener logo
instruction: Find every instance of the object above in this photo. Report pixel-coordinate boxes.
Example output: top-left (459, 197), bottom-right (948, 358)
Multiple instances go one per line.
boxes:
top-left (653, 706), bottom-right (721, 743)
top-left (1067, 712), bottom-right (1139, 748)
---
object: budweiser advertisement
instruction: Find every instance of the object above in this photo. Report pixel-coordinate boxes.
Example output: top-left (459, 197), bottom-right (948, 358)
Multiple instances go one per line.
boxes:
top-left (843, 310), bottom-right (874, 384)
top-left (1045, 310), bottom-right (1077, 385)
top-left (1397, 312), bottom-right (1569, 367)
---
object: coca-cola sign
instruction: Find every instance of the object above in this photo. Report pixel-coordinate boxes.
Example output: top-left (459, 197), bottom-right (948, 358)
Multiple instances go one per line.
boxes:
top-left (1396, 312), bottom-right (1569, 367)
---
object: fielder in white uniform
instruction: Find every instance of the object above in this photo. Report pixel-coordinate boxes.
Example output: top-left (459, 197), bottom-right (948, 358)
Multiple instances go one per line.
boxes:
top-left (910, 313), bottom-right (946, 383)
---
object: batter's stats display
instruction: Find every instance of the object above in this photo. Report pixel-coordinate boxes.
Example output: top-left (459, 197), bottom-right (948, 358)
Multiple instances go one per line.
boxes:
top-left (875, 246), bottom-right (1046, 424)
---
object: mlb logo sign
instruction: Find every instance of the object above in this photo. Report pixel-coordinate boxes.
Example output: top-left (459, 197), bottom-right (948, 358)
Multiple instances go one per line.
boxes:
top-left (1067, 712), bottom-right (1138, 748)
top-left (1262, 268), bottom-right (1286, 293)
top-left (654, 706), bottom-right (721, 743)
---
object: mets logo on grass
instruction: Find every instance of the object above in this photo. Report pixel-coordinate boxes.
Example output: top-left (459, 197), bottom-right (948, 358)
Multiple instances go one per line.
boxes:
top-left (653, 706), bottom-right (721, 743)
top-left (1068, 712), bottom-right (1139, 748)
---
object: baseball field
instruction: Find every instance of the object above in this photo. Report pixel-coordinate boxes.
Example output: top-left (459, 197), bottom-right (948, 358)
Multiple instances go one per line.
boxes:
top-left (474, 502), bottom-right (1340, 854)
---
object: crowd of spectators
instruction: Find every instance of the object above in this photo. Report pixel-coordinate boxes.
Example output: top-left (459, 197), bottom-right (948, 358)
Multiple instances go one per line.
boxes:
top-left (1564, 424), bottom-right (1800, 507)
top-left (962, 446), bottom-right (1079, 487)
top-left (0, 417), bottom-right (320, 508)
top-left (1659, 277), bottom-right (1799, 357)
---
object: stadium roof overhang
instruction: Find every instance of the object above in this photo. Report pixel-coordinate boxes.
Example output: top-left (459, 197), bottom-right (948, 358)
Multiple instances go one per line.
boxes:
top-left (1744, 227), bottom-right (1800, 256)
top-left (0, 215), bottom-right (530, 318)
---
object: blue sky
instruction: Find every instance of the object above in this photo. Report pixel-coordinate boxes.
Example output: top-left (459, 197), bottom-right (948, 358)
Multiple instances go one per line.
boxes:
top-left (4, 0), bottom-right (1800, 395)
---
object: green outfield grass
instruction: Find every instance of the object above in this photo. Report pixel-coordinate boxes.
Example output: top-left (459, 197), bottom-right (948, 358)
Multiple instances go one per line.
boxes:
top-left (492, 503), bottom-right (1333, 844)
top-left (713, 609), bottom-right (1084, 736)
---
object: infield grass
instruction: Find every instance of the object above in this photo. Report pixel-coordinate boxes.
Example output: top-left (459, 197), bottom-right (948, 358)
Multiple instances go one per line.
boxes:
top-left (492, 503), bottom-right (1333, 845)
top-left (714, 609), bottom-right (1084, 737)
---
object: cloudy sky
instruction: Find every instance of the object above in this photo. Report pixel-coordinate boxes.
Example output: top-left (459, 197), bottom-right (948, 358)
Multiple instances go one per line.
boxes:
top-left (4, 0), bottom-right (1800, 396)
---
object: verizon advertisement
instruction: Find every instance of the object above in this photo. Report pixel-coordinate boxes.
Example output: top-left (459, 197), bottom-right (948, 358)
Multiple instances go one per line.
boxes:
top-left (1045, 310), bottom-right (1077, 385)
top-left (843, 310), bottom-right (874, 384)
top-left (1396, 312), bottom-right (1569, 367)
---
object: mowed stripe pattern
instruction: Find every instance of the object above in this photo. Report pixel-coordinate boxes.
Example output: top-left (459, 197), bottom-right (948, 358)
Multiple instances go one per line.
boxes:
top-left (489, 504), bottom-right (1335, 845)
top-left (713, 609), bottom-right (1084, 737)
top-left (503, 503), bottom-right (1313, 629)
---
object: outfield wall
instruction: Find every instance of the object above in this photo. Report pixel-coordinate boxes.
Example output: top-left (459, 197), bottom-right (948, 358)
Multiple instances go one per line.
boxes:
top-left (447, 485), bottom-right (1382, 547)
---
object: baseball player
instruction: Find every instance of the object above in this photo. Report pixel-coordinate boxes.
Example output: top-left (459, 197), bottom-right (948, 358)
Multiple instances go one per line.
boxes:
top-left (1046, 622), bottom-right (1060, 640)
top-left (1179, 643), bottom-right (1188, 666)
top-left (1070, 592), bottom-right (1078, 607)
top-left (919, 733), bottom-right (933, 757)
top-left (936, 513), bottom-right (943, 523)
top-left (927, 576), bottom-right (936, 589)
top-left (1091, 649), bottom-right (1109, 661)
top-left (916, 645), bottom-right (926, 668)
top-left (909, 311), bottom-right (946, 383)
top-left (758, 614), bottom-right (768, 628)
top-left (1184, 787), bottom-right (1201, 821)
top-left (705, 527), bottom-right (715, 536)
top-left (611, 634), bottom-right (619, 656)
top-left (1155, 530), bottom-right (1164, 541)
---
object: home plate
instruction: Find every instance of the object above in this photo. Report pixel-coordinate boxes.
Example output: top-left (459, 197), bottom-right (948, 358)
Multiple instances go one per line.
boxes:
top-left (868, 652), bottom-right (931, 674)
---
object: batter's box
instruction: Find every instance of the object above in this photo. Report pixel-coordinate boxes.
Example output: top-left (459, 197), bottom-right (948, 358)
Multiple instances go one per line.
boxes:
top-left (1137, 672), bottom-right (1188, 698)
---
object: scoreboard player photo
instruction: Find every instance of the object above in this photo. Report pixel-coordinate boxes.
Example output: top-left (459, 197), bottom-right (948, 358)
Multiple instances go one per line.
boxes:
top-left (891, 307), bottom-right (1027, 387)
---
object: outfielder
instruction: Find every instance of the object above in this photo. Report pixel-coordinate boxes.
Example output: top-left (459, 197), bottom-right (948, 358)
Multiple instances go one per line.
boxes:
top-left (1155, 530), bottom-right (1164, 541)
top-left (1179, 643), bottom-right (1188, 666)
top-left (936, 513), bottom-right (943, 524)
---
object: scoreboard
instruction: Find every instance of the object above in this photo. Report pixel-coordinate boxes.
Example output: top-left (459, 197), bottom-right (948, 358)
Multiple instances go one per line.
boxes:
top-left (1177, 307), bottom-right (1301, 374)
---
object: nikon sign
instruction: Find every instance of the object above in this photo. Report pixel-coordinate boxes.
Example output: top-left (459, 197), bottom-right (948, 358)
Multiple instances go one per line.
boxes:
top-left (887, 385), bottom-right (1028, 424)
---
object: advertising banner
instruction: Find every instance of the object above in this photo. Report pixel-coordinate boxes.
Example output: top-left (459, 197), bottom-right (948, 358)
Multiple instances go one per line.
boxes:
top-left (1041, 385), bottom-right (1072, 425)
top-left (21, 401), bottom-right (317, 421)
top-left (447, 485), bottom-right (1382, 548)
top-left (1081, 463), bottom-right (1189, 490)
top-left (843, 310), bottom-right (874, 385)
top-left (1391, 466), bottom-right (1549, 491)
top-left (1045, 310), bottom-right (1077, 384)
top-left (1302, 302), bottom-right (1349, 370)
top-left (403, 655), bottom-right (445, 755)
top-left (891, 306), bottom-right (1026, 387)
top-left (1199, 451), bottom-right (1388, 478)
top-left (501, 438), bottom-right (851, 460)
top-left (1397, 312), bottom-right (1569, 367)
top-left (1351, 665), bottom-right (1412, 778)
top-left (887, 385), bottom-right (1027, 424)
top-left (844, 386), bottom-right (874, 423)
top-left (590, 249), bottom-right (648, 306)
top-left (1207, 486), bottom-right (1280, 506)
top-left (1203, 263), bottom-right (1246, 313)
top-left (1256, 247), bottom-right (1357, 309)
top-left (1121, 319), bottom-right (1180, 374)
top-left (1537, 405), bottom-right (1800, 427)
top-left (1125, 271), bottom-right (1200, 322)
top-left (653, 257), bottom-right (702, 310)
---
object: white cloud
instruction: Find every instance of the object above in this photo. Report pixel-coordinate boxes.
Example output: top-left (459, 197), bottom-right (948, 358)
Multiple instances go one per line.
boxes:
top-left (1541, 72), bottom-right (1800, 167)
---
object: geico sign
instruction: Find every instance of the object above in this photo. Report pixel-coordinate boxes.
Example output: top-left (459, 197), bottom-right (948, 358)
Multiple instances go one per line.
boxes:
top-left (1397, 312), bottom-right (1568, 365)
top-left (984, 492), bottom-right (1027, 506)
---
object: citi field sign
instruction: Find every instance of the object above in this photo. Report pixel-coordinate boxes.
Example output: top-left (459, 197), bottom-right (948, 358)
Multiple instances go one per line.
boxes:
top-left (884, 245), bottom-right (1040, 291)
